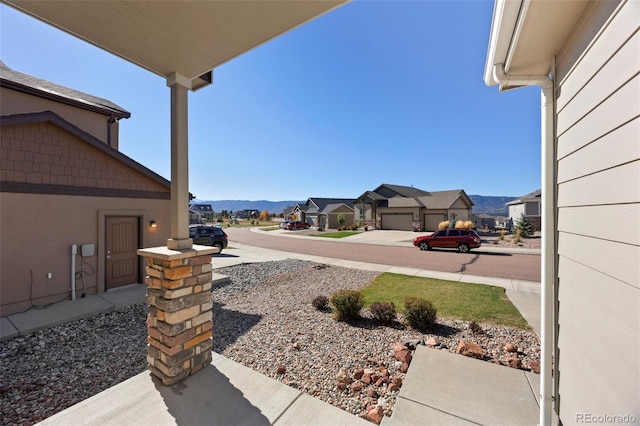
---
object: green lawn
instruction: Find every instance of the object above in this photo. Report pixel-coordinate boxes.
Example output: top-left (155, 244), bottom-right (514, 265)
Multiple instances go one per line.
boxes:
top-left (360, 272), bottom-right (529, 329)
top-left (312, 231), bottom-right (360, 238)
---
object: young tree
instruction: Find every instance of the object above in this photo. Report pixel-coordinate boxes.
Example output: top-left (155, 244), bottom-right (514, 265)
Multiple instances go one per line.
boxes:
top-left (337, 213), bottom-right (345, 226)
top-left (259, 210), bottom-right (269, 222)
top-left (513, 213), bottom-right (534, 238)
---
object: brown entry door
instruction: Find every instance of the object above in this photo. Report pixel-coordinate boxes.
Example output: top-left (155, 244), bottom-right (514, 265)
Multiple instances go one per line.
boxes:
top-left (106, 216), bottom-right (140, 289)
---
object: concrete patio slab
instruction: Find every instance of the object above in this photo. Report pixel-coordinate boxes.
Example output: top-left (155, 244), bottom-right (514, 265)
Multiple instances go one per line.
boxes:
top-left (391, 345), bottom-right (539, 426)
top-left (4, 295), bottom-right (114, 337)
top-left (97, 283), bottom-right (147, 309)
top-left (0, 316), bottom-right (18, 341)
top-left (40, 352), bottom-right (369, 426)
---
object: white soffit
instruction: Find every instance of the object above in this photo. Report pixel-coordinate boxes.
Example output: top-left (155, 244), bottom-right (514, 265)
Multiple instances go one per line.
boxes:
top-left (484, 0), bottom-right (588, 89)
top-left (3, 0), bottom-right (347, 83)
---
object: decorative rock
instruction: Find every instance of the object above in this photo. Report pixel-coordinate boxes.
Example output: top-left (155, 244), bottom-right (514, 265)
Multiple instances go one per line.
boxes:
top-left (456, 340), bottom-right (484, 360)
top-left (399, 362), bottom-right (410, 373)
top-left (353, 368), bottom-right (364, 380)
top-left (351, 382), bottom-right (364, 392)
top-left (366, 387), bottom-right (378, 398)
top-left (506, 357), bottom-right (523, 369)
top-left (337, 382), bottom-right (347, 391)
top-left (387, 381), bottom-right (401, 392)
top-left (528, 361), bottom-right (541, 374)
top-left (276, 365), bottom-right (286, 375)
top-left (393, 348), bottom-right (412, 364)
top-left (380, 367), bottom-right (389, 378)
top-left (336, 368), bottom-right (351, 385)
top-left (426, 336), bottom-right (441, 347)
top-left (292, 342), bottom-right (300, 350)
top-left (367, 406), bottom-right (384, 424)
top-left (504, 343), bottom-right (518, 353)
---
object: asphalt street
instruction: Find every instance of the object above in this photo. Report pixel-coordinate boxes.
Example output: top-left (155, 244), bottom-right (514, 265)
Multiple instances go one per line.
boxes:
top-left (224, 227), bottom-right (541, 282)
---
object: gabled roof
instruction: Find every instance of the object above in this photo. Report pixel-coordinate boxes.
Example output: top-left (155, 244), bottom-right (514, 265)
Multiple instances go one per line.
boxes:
top-left (305, 198), bottom-right (355, 213)
top-left (506, 189), bottom-right (542, 205)
top-left (189, 204), bottom-right (213, 213)
top-left (320, 203), bottom-right (354, 214)
top-left (354, 190), bottom-right (387, 203)
top-left (0, 61), bottom-right (130, 119)
top-left (374, 183), bottom-right (431, 198)
top-left (418, 189), bottom-right (473, 209)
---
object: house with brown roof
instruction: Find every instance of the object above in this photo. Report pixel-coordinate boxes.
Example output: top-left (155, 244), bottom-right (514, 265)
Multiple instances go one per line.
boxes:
top-left (0, 62), bottom-right (171, 315)
top-left (354, 183), bottom-right (473, 231)
top-left (300, 197), bottom-right (355, 230)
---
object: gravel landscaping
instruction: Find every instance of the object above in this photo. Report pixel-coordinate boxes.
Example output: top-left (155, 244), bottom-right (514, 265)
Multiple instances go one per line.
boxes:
top-left (0, 259), bottom-right (540, 425)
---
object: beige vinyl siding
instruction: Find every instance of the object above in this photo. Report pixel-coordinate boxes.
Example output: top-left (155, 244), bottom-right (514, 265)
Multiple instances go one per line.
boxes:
top-left (554, 0), bottom-right (639, 420)
top-left (557, 257), bottom-right (639, 415)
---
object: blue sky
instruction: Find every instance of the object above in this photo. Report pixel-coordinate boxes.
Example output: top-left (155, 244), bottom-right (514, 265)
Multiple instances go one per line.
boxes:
top-left (1, 1), bottom-right (542, 201)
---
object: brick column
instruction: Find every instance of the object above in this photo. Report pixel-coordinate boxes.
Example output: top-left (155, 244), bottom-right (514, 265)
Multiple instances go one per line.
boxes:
top-left (137, 246), bottom-right (217, 385)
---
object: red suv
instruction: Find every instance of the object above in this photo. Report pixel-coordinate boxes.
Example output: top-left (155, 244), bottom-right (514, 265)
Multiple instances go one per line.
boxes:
top-left (413, 229), bottom-right (481, 253)
top-left (284, 221), bottom-right (310, 230)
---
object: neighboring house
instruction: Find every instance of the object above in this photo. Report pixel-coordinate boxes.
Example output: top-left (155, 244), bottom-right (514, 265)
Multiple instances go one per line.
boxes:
top-left (302, 198), bottom-right (355, 229)
top-left (494, 216), bottom-right (510, 229)
top-left (471, 213), bottom-right (496, 230)
top-left (506, 189), bottom-right (541, 231)
top-left (354, 183), bottom-right (473, 231)
top-left (283, 205), bottom-right (294, 220)
top-left (485, 0), bottom-right (639, 423)
top-left (0, 62), bottom-right (171, 315)
top-left (290, 203), bottom-right (308, 222)
top-left (235, 209), bottom-right (259, 219)
top-left (189, 203), bottom-right (213, 224)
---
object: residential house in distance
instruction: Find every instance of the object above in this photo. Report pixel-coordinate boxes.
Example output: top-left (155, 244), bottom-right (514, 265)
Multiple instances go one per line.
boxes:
top-left (485, 0), bottom-right (639, 423)
top-left (189, 203), bottom-right (213, 224)
top-left (471, 213), bottom-right (497, 230)
top-left (300, 197), bottom-right (355, 230)
top-left (354, 183), bottom-right (473, 231)
top-left (506, 189), bottom-right (541, 231)
top-left (0, 62), bottom-right (171, 315)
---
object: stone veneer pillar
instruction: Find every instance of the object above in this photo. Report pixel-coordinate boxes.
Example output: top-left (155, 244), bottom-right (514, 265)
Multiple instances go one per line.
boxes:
top-left (137, 246), bottom-right (217, 385)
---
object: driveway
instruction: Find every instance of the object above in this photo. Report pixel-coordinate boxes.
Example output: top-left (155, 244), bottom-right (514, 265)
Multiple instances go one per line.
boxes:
top-left (224, 227), bottom-right (541, 282)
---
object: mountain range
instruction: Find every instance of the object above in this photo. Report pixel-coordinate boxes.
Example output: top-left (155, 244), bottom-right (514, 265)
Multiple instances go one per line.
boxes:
top-left (192, 194), bottom-right (516, 216)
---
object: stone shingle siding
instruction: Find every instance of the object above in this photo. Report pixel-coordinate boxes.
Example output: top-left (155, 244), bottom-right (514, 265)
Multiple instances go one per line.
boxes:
top-left (1, 121), bottom-right (167, 193)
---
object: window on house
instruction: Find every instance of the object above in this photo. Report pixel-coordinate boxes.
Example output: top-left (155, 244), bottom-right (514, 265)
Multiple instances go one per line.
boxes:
top-left (525, 202), bottom-right (539, 216)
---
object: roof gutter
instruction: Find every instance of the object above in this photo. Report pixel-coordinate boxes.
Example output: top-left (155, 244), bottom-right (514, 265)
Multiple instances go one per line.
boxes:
top-left (493, 63), bottom-right (555, 426)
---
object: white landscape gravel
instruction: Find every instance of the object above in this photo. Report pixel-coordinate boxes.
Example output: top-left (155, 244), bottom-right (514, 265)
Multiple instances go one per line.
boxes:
top-left (0, 259), bottom-right (540, 425)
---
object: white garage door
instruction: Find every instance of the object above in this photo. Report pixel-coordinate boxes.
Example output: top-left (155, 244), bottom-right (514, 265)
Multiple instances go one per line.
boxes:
top-left (424, 214), bottom-right (445, 232)
top-left (380, 214), bottom-right (413, 231)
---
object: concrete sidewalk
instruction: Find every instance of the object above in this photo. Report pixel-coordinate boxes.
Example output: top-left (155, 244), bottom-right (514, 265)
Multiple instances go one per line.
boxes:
top-left (2, 242), bottom-right (542, 425)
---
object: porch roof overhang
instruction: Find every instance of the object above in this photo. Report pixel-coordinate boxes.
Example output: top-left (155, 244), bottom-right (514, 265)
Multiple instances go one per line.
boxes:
top-left (483, 0), bottom-right (589, 91)
top-left (3, 0), bottom-right (348, 89)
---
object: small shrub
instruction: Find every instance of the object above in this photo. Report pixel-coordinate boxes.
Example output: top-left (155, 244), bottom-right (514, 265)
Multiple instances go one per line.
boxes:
top-left (312, 295), bottom-right (329, 310)
top-left (454, 220), bottom-right (465, 229)
top-left (370, 301), bottom-right (397, 325)
top-left (438, 221), bottom-right (450, 230)
top-left (330, 290), bottom-right (364, 322)
top-left (515, 228), bottom-right (522, 243)
top-left (404, 296), bottom-right (437, 332)
top-left (499, 229), bottom-right (505, 240)
top-left (463, 220), bottom-right (474, 229)
top-left (468, 321), bottom-right (484, 334)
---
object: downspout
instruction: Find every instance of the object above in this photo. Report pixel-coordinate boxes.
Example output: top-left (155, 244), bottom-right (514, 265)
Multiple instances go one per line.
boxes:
top-left (493, 63), bottom-right (555, 426)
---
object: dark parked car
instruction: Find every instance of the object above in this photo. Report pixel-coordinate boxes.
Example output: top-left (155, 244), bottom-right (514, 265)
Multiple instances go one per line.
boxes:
top-left (189, 225), bottom-right (228, 252)
top-left (413, 228), bottom-right (481, 253)
top-left (284, 221), bottom-right (310, 230)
